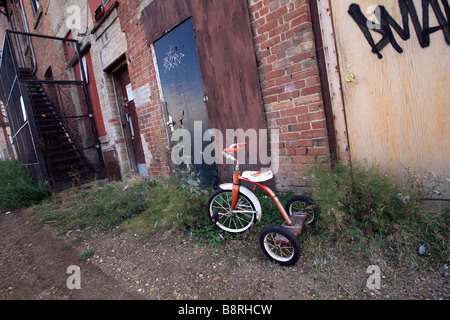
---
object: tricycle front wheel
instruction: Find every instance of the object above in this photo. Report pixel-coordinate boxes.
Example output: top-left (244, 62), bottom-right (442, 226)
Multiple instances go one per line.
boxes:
top-left (207, 189), bottom-right (256, 233)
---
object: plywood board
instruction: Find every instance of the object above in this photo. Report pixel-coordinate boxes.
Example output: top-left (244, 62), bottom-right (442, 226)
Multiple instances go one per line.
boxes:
top-left (329, 0), bottom-right (450, 198)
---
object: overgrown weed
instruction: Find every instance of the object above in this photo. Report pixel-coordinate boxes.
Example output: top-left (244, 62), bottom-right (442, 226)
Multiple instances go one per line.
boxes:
top-left (0, 160), bottom-right (49, 211)
top-left (30, 161), bottom-right (448, 271)
top-left (304, 161), bottom-right (449, 270)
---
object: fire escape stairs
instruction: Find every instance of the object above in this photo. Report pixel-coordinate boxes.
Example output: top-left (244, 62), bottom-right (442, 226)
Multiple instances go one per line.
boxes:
top-left (0, 0), bottom-right (8, 19)
top-left (24, 76), bottom-right (93, 190)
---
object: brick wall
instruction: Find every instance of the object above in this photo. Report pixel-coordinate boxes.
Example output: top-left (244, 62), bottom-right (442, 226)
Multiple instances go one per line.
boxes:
top-left (118, 0), bottom-right (171, 178)
top-left (86, 4), bottom-right (132, 177)
top-left (115, 0), bottom-right (330, 191)
top-left (248, 0), bottom-right (330, 192)
top-left (4, 0), bottom-right (331, 191)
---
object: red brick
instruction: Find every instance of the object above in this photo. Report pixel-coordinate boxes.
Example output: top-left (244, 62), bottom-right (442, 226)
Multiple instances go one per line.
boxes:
top-left (266, 6), bottom-right (288, 22)
top-left (276, 116), bottom-right (298, 126)
top-left (264, 85), bottom-right (285, 96)
top-left (272, 100), bottom-right (293, 110)
top-left (278, 91), bottom-right (299, 101)
top-left (279, 132), bottom-right (300, 141)
top-left (285, 105), bottom-right (308, 116)
top-left (265, 68), bottom-right (285, 80)
top-left (290, 140), bottom-right (314, 148)
top-left (270, 41), bottom-right (292, 54)
top-left (300, 129), bottom-right (327, 139)
top-left (292, 155), bottom-right (316, 164)
top-left (294, 93), bottom-right (321, 105)
top-left (284, 6), bottom-right (309, 22)
top-left (249, 1), bottom-right (263, 13)
top-left (257, 19), bottom-right (279, 35)
top-left (259, 6), bottom-right (270, 17)
top-left (260, 36), bottom-right (281, 51)
top-left (307, 147), bottom-right (329, 155)
top-left (295, 148), bottom-right (307, 155)
top-left (289, 122), bottom-right (311, 132)
top-left (276, 75), bottom-right (293, 85)
top-left (312, 120), bottom-right (327, 129)
top-left (290, 14), bottom-right (310, 28)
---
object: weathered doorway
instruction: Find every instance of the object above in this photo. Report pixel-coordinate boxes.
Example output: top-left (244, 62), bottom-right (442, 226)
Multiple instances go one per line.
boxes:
top-left (154, 18), bottom-right (218, 185)
top-left (142, 0), bottom-right (268, 184)
top-left (113, 65), bottom-right (147, 177)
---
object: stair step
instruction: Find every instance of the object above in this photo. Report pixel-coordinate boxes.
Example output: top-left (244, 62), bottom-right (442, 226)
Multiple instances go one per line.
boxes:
top-left (36, 118), bottom-right (61, 125)
top-left (38, 130), bottom-right (68, 137)
top-left (50, 161), bottom-right (88, 171)
top-left (30, 94), bottom-right (47, 100)
top-left (46, 149), bottom-right (78, 158)
top-left (44, 142), bottom-right (75, 151)
top-left (37, 122), bottom-right (65, 129)
top-left (25, 81), bottom-right (95, 190)
top-left (33, 105), bottom-right (54, 110)
top-left (48, 156), bottom-right (80, 165)
top-left (34, 110), bottom-right (56, 117)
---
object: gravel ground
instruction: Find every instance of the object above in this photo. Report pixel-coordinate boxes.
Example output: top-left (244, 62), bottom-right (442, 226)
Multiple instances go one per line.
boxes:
top-left (0, 209), bottom-right (448, 300)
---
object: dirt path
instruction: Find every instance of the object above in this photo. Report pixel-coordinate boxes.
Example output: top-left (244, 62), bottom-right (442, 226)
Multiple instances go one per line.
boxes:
top-left (1, 209), bottom-right (448, 300)
top-left (0, 209), bottom-right (141, 300)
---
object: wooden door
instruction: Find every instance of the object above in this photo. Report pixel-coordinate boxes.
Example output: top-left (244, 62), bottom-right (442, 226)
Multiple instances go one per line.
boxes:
top-left (113, 65), bottom-right (147, 176)
top-left (329, 0), bottom-right (450, 198)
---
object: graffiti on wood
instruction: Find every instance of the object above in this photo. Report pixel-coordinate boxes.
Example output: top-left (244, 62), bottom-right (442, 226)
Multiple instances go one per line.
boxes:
top-left (348, 0), bottom-right (450, 59)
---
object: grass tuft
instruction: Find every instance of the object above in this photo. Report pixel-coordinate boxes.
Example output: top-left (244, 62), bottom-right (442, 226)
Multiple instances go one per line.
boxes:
top-left (0, 160), bottom-right (49, 211)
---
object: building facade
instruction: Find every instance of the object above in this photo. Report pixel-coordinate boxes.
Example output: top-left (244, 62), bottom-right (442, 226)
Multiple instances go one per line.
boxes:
top-left (1, 0), bottom-right (448, 198)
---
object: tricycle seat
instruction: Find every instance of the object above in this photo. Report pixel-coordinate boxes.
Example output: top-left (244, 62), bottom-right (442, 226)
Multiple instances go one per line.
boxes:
top-left (241, 170), bottom-right (273, 182)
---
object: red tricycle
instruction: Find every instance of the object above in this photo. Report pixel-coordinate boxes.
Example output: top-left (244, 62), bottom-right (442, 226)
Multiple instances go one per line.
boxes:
top-left (206, 143), bottom-right (319, 266)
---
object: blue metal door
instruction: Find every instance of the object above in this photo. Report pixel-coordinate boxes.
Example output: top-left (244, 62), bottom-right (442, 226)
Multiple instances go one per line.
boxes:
top-left (154, 18), bottom-right (217, 186)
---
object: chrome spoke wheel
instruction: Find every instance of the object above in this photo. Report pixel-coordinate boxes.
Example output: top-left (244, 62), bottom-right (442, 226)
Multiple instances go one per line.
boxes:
top-left (208, 189), bottom-right (256, 233)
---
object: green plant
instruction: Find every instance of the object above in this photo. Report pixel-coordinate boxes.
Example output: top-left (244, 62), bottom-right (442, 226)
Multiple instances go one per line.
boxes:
top-left (0, 160), bottom-right (49, 211)
top-left (307, 162), bottom-right (414, 234)
top-left (78, 249), bottom-right (94, 261)
top-left (123, 178), bottom-right (207, 236)
top-left (304, 161), bottom-right (449, 268)
top-left (33, 178), bottom-right (155, 238)
top-left (33, 176), bottom-right (210, 241)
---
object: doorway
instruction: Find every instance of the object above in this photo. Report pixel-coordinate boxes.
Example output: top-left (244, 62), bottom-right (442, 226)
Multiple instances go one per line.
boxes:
top-left (113, 65), bottom-right (147, 177)
top-left (154, 18), bottom-right (218, 185)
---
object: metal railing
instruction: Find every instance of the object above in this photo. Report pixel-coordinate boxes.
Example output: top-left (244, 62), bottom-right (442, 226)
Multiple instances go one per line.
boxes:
top-left (0, 30), bottom-right (105, 188)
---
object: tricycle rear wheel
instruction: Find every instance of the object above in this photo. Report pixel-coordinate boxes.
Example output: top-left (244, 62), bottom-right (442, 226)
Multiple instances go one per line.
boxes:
top-left (285, 195), bottom-right (319, 225)
top-left (259, 225), bottom-right (300, 266)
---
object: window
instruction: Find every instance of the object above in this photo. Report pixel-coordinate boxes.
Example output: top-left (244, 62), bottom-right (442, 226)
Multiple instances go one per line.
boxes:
top-left (31, 0), bottom-right (40, 14)
top-left (88, 0), bottom-right (115, 24)
top-left (31, 0), bottom-right (43, 29)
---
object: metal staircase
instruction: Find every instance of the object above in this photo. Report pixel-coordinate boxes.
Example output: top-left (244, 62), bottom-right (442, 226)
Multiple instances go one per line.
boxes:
top-left (25, 77), bottom-right (92, 190)
top-left (1, 30), bottom-right (106, 190)
top-left (0, 0), bottom-right (8, 19)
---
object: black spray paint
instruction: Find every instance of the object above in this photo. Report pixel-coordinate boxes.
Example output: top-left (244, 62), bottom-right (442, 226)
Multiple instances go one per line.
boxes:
top-left (348, 0), bottom-right (450, 59)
